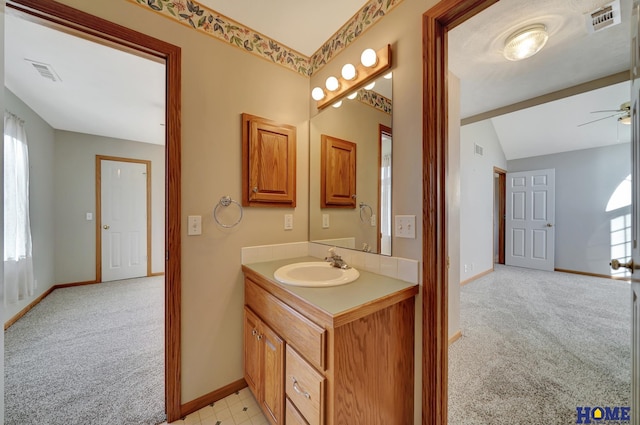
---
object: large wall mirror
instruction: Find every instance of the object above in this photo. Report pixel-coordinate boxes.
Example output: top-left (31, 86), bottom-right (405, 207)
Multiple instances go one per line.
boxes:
top-left (309, 74), bottom-right (392, 255)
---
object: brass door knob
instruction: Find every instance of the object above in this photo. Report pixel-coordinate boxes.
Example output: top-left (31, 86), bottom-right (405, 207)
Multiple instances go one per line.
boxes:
top-left (610, 258), bottom-right (636, 271)
top-left (103, 225), bottom-right (110, 230)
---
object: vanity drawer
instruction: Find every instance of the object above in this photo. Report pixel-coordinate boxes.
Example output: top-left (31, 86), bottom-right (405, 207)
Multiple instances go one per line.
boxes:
top-left (285, 397), bottom-right (309, 425)
top-left (285, 346), bottom-right (325, 425)
top-left (245, 279), bottom-right (326, 370)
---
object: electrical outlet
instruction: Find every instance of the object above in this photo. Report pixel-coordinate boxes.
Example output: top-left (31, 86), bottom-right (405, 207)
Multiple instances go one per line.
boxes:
top-left (187, 215), bottom-right (202, 235)
top-left (395, 215), bottom-right (416, 238)
top-left (464, 264), bottom-right (468, 273)
top-left (284, 214), bottom-right (293, 230)
top-left (370, 214), bottom-right (376, 227)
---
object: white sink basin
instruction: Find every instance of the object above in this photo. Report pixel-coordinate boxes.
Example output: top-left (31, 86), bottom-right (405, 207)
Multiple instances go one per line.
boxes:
top-left (273, 262), bottom-right (359, 287)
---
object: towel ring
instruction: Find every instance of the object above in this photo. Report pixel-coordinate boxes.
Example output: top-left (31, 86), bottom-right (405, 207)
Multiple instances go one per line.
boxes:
top-left (213, 196), bottom-right (243, 228)
top-left (359, 202), bottom-right (373, 223)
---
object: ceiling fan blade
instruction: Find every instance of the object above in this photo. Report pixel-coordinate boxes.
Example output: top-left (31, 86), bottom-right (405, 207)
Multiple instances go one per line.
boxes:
top-left (590, 109), bottom-right (623, 113)
top-left (577, 112), bottom-right (624, 127)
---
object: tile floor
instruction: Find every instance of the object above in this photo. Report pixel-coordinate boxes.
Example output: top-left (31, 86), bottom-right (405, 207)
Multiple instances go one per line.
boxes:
top-left (159, 388), bottom-right (268, 425)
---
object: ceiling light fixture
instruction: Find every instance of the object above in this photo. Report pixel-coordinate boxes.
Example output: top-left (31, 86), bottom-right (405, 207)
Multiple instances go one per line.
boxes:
top-left (503, 24), bottom-right (548, 61)
top-left (312, 45), bottom-right (392, 110)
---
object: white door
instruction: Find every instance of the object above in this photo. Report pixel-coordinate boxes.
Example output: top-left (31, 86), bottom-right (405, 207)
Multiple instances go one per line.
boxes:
top-left (100, 159), bottom-right (148, 282)
top-left (505, 169), bottom-right (555, 271)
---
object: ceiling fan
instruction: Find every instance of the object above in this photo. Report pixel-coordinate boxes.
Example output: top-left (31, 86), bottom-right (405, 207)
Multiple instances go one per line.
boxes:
top-left (578, 101), bottom-right (631, 127)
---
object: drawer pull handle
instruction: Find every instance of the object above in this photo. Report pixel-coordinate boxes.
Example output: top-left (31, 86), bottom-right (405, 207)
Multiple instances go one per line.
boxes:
top-left (291, 377), bottom-right (311, 399)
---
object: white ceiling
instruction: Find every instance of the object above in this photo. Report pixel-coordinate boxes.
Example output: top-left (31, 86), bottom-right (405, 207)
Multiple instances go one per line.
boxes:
top-left (5, 13), bottom-right (166, 145)
top-left (4, 0), bottom-right (632, 159)
top-left (449, 0), bottom-right (631, 159)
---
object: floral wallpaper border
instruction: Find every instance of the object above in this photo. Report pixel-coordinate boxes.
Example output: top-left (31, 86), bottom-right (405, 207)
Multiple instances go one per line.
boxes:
top-left (126, 0), bottom-right (403, 77)
top-left (309, 0), bottom-right (404, 75)
top-left (128, 0), bottom-right (311, 75)
top-left (358, 90), bottom-right (392, 115)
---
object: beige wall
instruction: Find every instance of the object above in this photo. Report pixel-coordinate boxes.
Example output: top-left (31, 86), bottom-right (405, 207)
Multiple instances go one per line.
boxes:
top-left (54, 130), bottom-right (166, 283)
top-left (53, 0), bottom-right (310, 403)
top-left (309, 98), bottom-right (391, 251)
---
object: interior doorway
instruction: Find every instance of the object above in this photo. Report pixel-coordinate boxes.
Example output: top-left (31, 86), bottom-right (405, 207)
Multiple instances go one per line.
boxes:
top-left (493, 167), bottom-right (506, 265)
top-left (6, 0), bottom-right (182, 421)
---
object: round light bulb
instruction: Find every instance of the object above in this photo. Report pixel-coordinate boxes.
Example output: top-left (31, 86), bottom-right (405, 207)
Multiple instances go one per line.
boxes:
top-left (332, 100), bottom-right (343, 108)
top-left (311, 87), bottom-right (325, 101)
top-left (325, 76), bottom-right (340, 91)
top-left (364, 81), bottom-right (376, 90)
top-left (347, 92), bottom-right (358, 100)
top-left (360, 48), bottom-right (378, 67)
top-left (341, 63), bottom-right (357, 80)
top-left (384, 72), bottom-right (393, 79)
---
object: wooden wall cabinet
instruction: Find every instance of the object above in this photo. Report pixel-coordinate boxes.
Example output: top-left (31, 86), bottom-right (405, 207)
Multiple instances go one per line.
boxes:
top-left (243, 270), bottom-right (415, 425)
top-left (321, 135), bottom-right (356, 208)
top-left (242, 113), bottom-right (297, 207)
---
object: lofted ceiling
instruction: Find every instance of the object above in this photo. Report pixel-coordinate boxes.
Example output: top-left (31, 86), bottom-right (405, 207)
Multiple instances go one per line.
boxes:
top-left (4, 0), bottom-right (633, 159)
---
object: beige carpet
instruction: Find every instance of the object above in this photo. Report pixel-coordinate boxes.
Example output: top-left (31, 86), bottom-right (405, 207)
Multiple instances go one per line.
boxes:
top-left (5, 276), bottom-right (165, 425)
top-left (448, 265), bottom-right (631, 424)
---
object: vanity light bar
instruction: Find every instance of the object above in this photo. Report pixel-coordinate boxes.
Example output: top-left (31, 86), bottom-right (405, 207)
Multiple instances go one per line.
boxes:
top-left (315, 44), bottom-right (392, 110)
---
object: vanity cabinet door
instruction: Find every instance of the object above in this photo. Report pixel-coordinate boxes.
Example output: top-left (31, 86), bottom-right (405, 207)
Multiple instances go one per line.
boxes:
top-left (244, 306), bottom-right (284, 425)
top-left (243, 308), bottom-right (262, 398)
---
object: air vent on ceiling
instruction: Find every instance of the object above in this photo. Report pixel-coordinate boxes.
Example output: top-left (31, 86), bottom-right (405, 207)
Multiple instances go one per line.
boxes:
top-left (474, 143), bottom-right (484, 156)
top-left (25, 59), bottom-right (62, 82)
top-left (585, 0), bottom-right (621, 33)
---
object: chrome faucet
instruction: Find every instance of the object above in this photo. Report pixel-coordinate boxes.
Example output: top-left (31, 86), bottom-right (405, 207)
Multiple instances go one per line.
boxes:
top-left (325, 247), bottom-right (351, 269)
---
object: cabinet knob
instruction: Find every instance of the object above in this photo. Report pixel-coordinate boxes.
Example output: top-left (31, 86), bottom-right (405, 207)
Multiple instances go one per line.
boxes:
top-left (252, 329), bottom-right (258, 337)
top-left (256, 334), bottom-right (262, 341)
top-left (291, 377), bottom-right (311, 399)
top-left (252, 186), bottom-right (259, 193)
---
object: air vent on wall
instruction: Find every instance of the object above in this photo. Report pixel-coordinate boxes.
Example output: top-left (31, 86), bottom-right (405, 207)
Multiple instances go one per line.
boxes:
top-left (25, 59), bottom-right (62, 82)
top-left (474, 143), bottom-right (484, 156)
top-left (585, 0), bottom-right (621, 33)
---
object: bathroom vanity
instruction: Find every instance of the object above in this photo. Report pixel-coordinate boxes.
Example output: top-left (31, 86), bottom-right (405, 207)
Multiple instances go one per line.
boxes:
top-left (242, 257), bottom-right (418, 425)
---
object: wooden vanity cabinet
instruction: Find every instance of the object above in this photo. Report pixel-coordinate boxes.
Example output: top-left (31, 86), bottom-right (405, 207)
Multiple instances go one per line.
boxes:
top-left (243, 270), bottom-right (416, 425)
top-left (243, 307), bottom-right (285, 425)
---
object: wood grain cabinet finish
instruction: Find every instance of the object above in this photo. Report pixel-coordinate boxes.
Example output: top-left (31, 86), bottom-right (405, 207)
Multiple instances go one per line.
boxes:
top-left (321, 135), bottom-right (356, 208)
top-left (243, 274), bottom-right (415, 425)
top-left (243, 307), bottom-right (284, 425)
top-left (242, 113), bottom-right (297, 207)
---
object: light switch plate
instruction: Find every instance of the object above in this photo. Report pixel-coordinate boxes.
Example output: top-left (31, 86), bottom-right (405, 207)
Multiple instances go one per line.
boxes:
top-left (188, 215), bottom-right (202, 235)
top-left (322, 214), bottom-right (330, 229)
top-left (395, 215), bottom-right (416, 239)
top-left (284, 214), bottom-right (294, 230)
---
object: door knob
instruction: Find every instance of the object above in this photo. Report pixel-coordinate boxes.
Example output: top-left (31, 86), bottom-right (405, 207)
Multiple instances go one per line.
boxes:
top-left (610, 258), bottom-right (637, 271)
top-left (546, 223), bottom-right (553, 227)
top-left (103, 225), bottom-right (110, 230)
